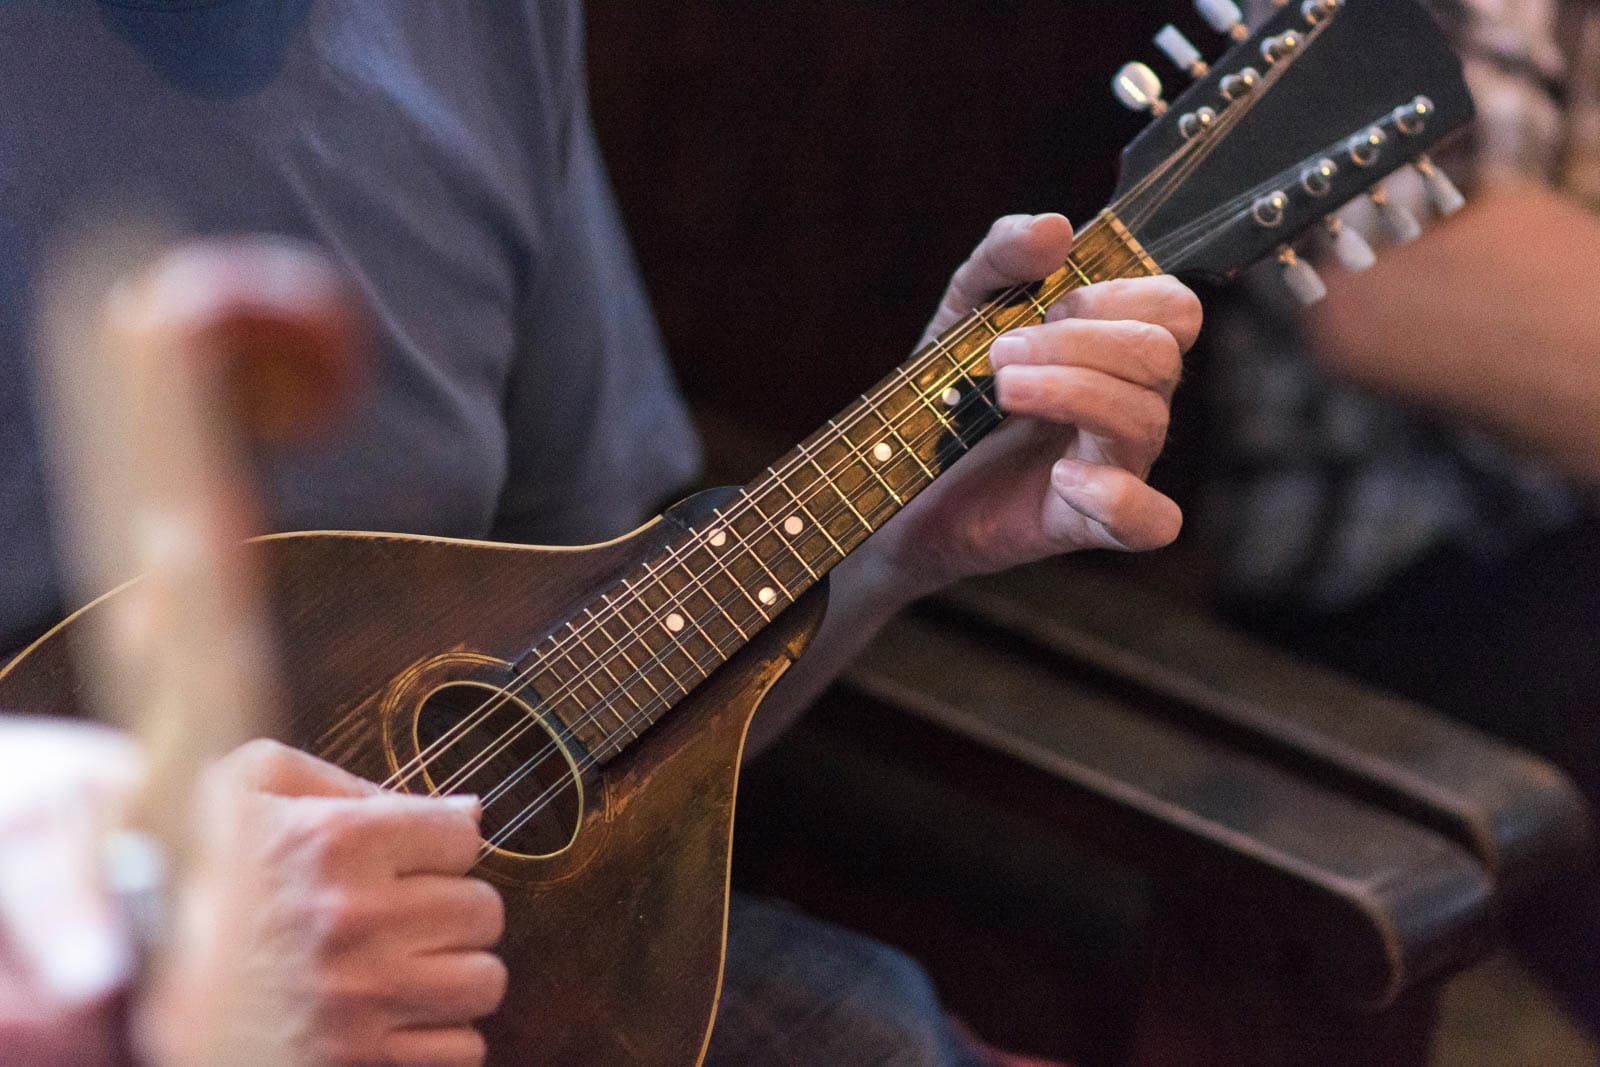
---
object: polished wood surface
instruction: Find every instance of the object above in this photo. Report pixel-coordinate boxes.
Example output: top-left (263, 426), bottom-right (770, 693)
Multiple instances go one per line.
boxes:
top-left (0, 505), bottom-right (828, 1065)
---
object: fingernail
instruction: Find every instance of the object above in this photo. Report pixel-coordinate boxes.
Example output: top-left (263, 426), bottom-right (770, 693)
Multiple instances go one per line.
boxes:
top-left (1053, 460), bottom-right (1090, 489)
top-left (993, 365), bottom-right (1033, 409)
top-left (989, 334), bottom-right (1025, 366)
top-left (445, 794), bottom-right (481, 816)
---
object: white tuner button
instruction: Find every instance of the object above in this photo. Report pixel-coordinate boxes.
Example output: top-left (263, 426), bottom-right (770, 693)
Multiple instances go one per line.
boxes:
top-left (1155, 25), bottom-right (1208, 77)
top-left (1279, 247), bottom-right (1328, 306)
top-left (1323, 217), bottom-right (1376, 273)
top-left (1196, 0), bottom-right (1248, 39)
top-left (1370, 188), bottom-right (1422, 245)
top-left (1415, 156), bottom-right (1466, 216)
top-left (1113, 63), bottom-right (1166, 115)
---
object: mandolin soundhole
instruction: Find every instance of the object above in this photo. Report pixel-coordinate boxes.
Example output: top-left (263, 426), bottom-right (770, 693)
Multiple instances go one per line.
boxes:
top-left (412, 681), bottom-right (583, 859)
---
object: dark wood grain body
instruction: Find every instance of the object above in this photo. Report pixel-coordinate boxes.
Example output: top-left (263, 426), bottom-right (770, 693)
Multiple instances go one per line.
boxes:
top-left (0, 492), bottom-right (829, 1066)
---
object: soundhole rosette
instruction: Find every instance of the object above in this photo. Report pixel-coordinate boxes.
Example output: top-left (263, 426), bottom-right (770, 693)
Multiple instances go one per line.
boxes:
top-left (376, 649), bottom-right (593, 862)
top-left (408, 680), bottom-right (584, 860)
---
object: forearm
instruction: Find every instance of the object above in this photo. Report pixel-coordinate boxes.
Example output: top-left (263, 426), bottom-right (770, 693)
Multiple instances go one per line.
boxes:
top-left (1308, 181), bottom-right (1600, 483)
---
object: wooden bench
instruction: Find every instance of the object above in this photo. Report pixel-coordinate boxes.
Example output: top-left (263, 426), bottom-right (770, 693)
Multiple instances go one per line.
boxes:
top-left (733, 557), bottom-right (1592, 1064)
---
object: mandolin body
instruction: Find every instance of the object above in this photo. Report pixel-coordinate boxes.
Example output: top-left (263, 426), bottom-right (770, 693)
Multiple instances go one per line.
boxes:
top-left (0, 490), bottom-right (828, 1066)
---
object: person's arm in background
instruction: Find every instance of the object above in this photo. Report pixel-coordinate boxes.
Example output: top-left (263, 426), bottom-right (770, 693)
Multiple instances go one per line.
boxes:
top-left (1307, 179), bottom-right (1600, 483)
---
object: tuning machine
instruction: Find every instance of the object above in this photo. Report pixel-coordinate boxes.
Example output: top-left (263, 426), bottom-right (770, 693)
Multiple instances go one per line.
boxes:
top-left (1113, 63), bottom-right (1167, 116)
top-left (1196, 0), bottom-right (1249, 41)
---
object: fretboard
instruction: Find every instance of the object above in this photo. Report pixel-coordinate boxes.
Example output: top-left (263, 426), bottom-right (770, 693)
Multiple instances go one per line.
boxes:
top-left (521, 210), bottom-right (1158, 762)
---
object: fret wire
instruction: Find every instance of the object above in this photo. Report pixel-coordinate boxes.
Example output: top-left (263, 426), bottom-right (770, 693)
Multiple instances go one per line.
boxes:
top-left (750, 485), bottom-right (822, 581)
top-left (795, 439), bottom-right (874, 536)
top-left (1064, 253), bottom-right (1095, 287)
top-left (530, 218), bottom-right (1147, 761)
top-left (827, 416), bottom-right (904, 507)
top-left (1023, 288), bottom-right (1052, 320)
top-left (591, 594), bottom-right (672, 702)
top-left (722, 500), bottom-right (802, 599)
top-left (563, 618), bottom-right (639, 736)
top-left (859, 392), bottom-right (937, 483)
top-left (637, 559), bottom-right (714, 686)
top-left (958, 362), bottom-right (1004, 422)
top-left (767, 466), bottom-right (848, 561)
top-left (673, 545), bottom-right (754, 642)
top-left (620, 572), bottom-right (700, 694)
top-left (890, 361), bottom-right (971, 454)
top-left (971, 305), bottom-right (1004, 336)
top-left (696, 524), bottom-right (773, 624)
top-left (709, 505), bottom-right (784, 615)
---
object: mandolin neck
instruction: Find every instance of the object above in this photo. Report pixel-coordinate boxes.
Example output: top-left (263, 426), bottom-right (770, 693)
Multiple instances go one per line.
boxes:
top-left (523, 211), bottom-right (1158, 761)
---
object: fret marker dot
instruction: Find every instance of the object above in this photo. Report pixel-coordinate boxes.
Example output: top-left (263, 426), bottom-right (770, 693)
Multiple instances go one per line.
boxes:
top-left (942, 387), bottom-right (962, 407)
top-left (665, 612), bottom-right (686, 633)
top-left (758, 587), bottom-right (778, 606)
top-left (872, 442), bottom-right (893, 463)
top-left (709, 528), bottom-right (727, 547)
top-left (783, 515), bottom-right (804, 536)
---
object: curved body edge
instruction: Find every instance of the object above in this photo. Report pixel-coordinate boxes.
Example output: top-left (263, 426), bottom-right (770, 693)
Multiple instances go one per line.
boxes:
top-left (0, 495), bottom-right (833, 1066)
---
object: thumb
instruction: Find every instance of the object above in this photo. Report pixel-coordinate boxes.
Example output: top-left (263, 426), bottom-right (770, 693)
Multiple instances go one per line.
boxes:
top-left (923, 213), bottom-right (1075, 343)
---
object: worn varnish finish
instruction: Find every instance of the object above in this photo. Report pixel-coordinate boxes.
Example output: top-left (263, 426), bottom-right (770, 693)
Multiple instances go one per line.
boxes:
top-left (0, 508), bottom-right (829, 1066)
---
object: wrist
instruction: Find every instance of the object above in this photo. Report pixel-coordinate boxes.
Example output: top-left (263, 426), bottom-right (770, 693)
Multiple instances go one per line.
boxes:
top-left (841, 532), bottom-right (948, 612)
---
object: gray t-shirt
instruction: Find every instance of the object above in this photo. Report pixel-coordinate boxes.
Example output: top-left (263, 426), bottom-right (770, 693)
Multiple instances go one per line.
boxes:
top-left (0, 0), bottom-right (702, 654)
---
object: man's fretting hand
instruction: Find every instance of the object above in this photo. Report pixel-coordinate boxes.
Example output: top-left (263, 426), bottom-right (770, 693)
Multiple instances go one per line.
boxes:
top-left (142, 741), bottom-right (507, 1067)
top-left (870, 213), bottom-right (1202, 593)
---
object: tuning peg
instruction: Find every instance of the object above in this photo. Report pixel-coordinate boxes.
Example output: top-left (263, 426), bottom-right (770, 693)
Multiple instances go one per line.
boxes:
top-left (1196, 0), bottom-right (1249, 40)
top-left (1301, 0), bottom-right (1343, 23)
top-left (1260, 31), bottom-right (1301, 64)
top-left (1278, 246), bottom-right (1327, 306)
top-left (1155, 25), bottom-right (1209, 77)
top-left (1370, 188), bottom-right (1422, 245)
top-left (1323, 216), bottom-right (1376, 273)
top-left (1113, 63), bottom-right (1167, 115)
top-left (1415, 156), bottom-right (1466, 216)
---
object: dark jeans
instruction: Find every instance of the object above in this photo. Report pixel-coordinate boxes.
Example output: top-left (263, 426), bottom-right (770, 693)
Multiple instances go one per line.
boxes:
top-left (1222, 519), bottom-right (1600, 1036)
top-left (707, 893), bottom-right (989, 1067)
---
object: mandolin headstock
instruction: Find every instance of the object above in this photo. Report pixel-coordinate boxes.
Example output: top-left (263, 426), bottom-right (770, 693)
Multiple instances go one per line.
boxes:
top-left (1107, 0), bottom-right (1474, 292)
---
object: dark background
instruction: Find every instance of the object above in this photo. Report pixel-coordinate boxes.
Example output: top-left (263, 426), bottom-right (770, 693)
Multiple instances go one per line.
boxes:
top-left (584, 5), bottom-right (1230, 1058)
top-left (587, 0), bottom-right (1219, 493)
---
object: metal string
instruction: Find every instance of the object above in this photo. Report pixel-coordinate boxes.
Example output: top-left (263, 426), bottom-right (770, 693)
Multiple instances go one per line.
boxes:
top-left (419, 237), bottom-right (1150, 809)
top-left (381, 230), bottom-right (1144, 797)
top-left (373, 84), bottom-right (1230, 795)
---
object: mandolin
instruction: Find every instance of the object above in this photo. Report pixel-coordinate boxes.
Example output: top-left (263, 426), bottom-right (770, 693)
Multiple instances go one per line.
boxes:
top-left (1, 1), bottom-right (1474, 1063)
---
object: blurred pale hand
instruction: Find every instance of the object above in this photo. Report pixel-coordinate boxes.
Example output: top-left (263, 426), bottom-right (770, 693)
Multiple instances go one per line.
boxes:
top-left (140, 740), bottom-right (508, 1067)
